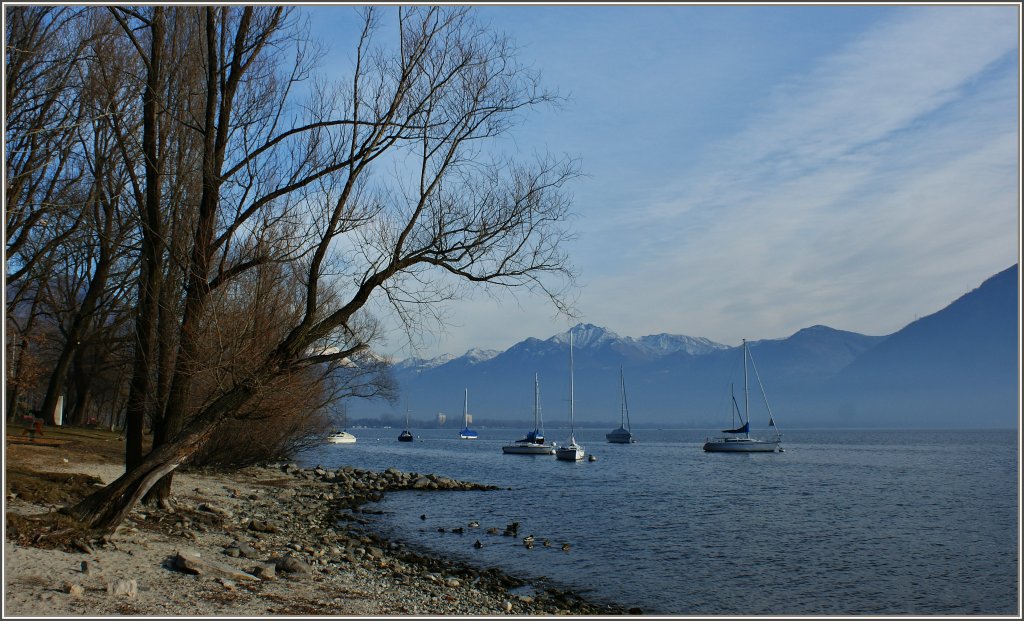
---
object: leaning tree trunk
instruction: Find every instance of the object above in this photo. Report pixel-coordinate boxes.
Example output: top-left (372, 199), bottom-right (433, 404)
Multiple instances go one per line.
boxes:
top-left (65, 382), bottom-right (254, 535)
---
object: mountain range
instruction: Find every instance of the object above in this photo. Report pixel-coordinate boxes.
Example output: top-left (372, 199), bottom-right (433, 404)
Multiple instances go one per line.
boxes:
top-left (348, 265), bottom-right (1018, 429)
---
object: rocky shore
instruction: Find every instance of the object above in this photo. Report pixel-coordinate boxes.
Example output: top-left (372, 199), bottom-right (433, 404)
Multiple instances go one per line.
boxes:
top-left (5, 457), bottom-right (631, 616)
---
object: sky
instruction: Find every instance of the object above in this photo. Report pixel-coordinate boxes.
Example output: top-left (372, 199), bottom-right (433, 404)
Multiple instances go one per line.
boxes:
top-left (307, 3), bottom-right (1020, 360)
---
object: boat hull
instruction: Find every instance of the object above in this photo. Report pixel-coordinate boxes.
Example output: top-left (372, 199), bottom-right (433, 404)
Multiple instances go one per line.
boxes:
top-left (702, 437), bottom-right (780, 452)
top-left (327, 432), bottom-right (357, 444)
top-left (606, 427), bottom-right (635, 443)
top-left (555, 444), bottom-right (585, 461)
top-left (397, 432), bottom-right (414, 442)
top-left (502, 443), bottom-right (556, 455)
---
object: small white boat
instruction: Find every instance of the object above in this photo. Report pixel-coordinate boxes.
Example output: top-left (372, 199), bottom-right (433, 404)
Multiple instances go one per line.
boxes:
top-left (606, 368), bottom-right (636, 443)
top-left (556, 329), bottom-right (585, 461)
top-left (703, 339), bottom-right (782, 453)
top-left (459, 389), bottom-right (479, 439)
top-left (327, 430), bottom-right (357, 444)
top-left (503, 374), bottom-right (557, 455)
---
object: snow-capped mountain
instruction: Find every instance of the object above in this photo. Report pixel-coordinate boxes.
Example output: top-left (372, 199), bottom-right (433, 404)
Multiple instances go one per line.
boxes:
top-left (350, 265), bottom-right (1017, 429)
top-left (462, 348), bottom-right (501, 364)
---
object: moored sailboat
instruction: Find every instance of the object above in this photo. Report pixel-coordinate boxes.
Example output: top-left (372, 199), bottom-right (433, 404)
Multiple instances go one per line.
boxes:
top-left (327, 404), bottom-right (357, 443)
top-left (503, 374), bottom-right (557, 455)
top-left (703, 339), bottom-right (782, 453)
top-left (606, 368), bottom-right (636, 443)
top-left (398, 407), bottom-right (414, 442)
top-left (459, 389), bottom-right (479, 439)
top-left (556, 330), bottom-right (585, 461)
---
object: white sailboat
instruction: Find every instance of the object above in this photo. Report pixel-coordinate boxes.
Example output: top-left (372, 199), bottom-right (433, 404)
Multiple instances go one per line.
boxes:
top-left (703, 339), bottom-right (782, 453)
top-left (503, 374), bottom-right (557, 455)
top-left (459, 389), bottom-right (478, 439)
top-left (327, 404), bottom-right (357, 444)
top-left (606, 367), bottom-right (636, 443)
top-left (556, 330), bottom-right (585, 461)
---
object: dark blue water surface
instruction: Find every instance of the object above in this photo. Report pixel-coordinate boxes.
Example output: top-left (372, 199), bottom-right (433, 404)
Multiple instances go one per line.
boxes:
top-left (299, 428), bottom-right (1019, 615)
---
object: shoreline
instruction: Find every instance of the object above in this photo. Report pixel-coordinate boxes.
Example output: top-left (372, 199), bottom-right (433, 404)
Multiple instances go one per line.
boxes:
top-left (4, 456), bottom-right (632, 616)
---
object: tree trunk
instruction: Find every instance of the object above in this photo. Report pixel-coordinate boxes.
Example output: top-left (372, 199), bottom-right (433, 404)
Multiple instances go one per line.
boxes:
top-left (5, 296), bottom-right (41, 422)
top-left (66, 378), bottom-right (256, 535)
top-left (124, 6), bottom-right (165, 470)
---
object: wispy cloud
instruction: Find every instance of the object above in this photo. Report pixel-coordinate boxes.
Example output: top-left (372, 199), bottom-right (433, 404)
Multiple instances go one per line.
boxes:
top-left (587, 6), bottom-right (1019, 344)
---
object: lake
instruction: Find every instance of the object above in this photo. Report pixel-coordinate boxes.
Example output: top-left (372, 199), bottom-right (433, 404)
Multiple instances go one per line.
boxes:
top-left (299, 427), bottom-right (1018, 615)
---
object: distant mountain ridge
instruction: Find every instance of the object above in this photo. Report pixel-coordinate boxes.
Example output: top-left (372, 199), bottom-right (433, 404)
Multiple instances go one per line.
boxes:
top-left (349, 265), bottom-right (1018, 429)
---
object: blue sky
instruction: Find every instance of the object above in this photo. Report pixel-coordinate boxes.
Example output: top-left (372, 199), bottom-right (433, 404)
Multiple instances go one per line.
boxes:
top-left (307, 4), bottom-right (1020, 360)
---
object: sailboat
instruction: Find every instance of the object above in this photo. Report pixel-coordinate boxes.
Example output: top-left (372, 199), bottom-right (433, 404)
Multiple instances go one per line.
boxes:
top-left (556, 330), bottom-right (585, 461)
top-left (459, 389), bottom-right (479, 439)
top-left (606, 367), bottom-right (636, 443)
top-left (327, 403), bottom-right (357, 444)
top-left (503, 374), bottom-right (557, 455)
top-left (703, 339), bottom-right (782, 452)
top-left (398, 407), bottom-right (414, 442)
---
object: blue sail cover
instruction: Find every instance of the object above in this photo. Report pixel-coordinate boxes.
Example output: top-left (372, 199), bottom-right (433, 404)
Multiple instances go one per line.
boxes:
top-left (519, 429), bottom-right (543, 443)
top-left (723, 421), bottom-right (749, 434)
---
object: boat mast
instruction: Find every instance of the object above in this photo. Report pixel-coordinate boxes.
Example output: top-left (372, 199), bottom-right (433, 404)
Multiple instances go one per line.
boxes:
top-left (620, 367), bottom-right (631, 432)
top-left (534, 373), bottom-right (541, 432)
top-left (569, 331), bottom-right (576, 442)
top-left (743, 339), bottom-right (750, 439)
top-left (463, 388), bottom-right (469, 428)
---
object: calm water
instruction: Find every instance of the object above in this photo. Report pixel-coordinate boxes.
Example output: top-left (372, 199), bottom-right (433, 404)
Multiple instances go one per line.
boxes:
top-left (299, 428), bottom-right (1019, 615)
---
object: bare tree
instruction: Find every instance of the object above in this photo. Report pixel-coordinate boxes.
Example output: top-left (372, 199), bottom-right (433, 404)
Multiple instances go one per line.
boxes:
top-left (64, 5), bottom-right (578, 535)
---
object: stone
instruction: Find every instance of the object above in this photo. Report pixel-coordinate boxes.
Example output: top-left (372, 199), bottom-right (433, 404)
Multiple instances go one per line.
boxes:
top-left (235, 542), bottom-right (258, 558)
top-left (253, 563), bottom-right (276, 580)
top-left (272, 554), bottom-right (311, 575)
top-left (412, 477), bottom-right (431, 489)
top-left (173, 549), bottom-right (260, 582)
top-left (198, 502), bottom-right (232, 517)
top-left (107, 578), bottom-right (137, 597)
top-left (247, 519), bottom-right (278, 533)
top-left (64, 582), bottom-right (85, 597)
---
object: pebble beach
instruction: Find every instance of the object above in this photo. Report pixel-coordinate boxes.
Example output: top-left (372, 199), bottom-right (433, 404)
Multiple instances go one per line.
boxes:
top-left (4, 456), bottom-right (630, 617)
